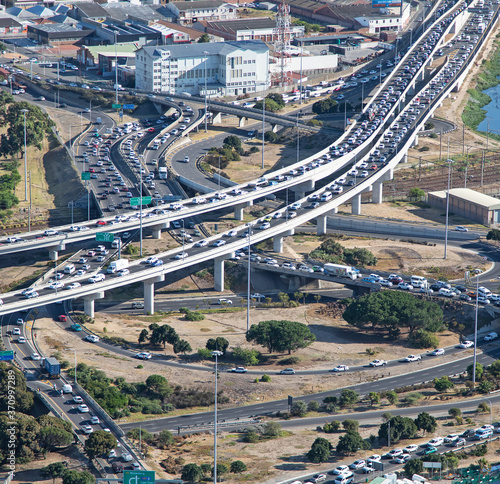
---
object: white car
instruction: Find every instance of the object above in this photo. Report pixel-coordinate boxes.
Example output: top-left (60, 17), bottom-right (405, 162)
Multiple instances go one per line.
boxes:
top-left (31, 353), bottom-right (41, 361)
top-left (403, 444), bottom-right (418, 453)
top-left (90, 415), bottom-right (100, 424)
top-left (18, 336), bottom-right (26, 343)
top-left (86, 335), bottom-right (100, 343)
top-left (333, 465), bottom-right (350, 475)
top-left (16, 318), bottom-right (24, 325)
top-left (82, 424), bottom-right (93, 434)
top-left (427, 437), bottom-right (444, 446)
top-left (78, 404), bottom-right (90, 413)
top-left (369, 359), bottom-right (387, 367)
top-left (459, 341), bottom-right (474, 348)
top-left (387, 449), bottom-right (403, 457)
top-left (367, 454), bottom-right (381, 463)
top-left (280, 368), bottom-right (295, 375)
top-left (122, 452), bottom-right (133, 462)
top-left (49, 281), bottom-right (64, 290)
top-left (251, 293), bottom-right (264, 299)
top-left (13, 328), bottom-right (21, 335)
top-left (67, 282), bottom-right (81, 290)
top-left (484, 332), bottom-right (498, 341)
top-left (455, 226), bottom-right (468, 232)
top-left (350, 460), bottom-right (366, 470)
top-left (229, 367), bottom-right (247, 373)
top-left (398, 282), bottom-right (414, 290)
top-left (195, 240), bottom-right (209, 247)
top-left (117, 269), bottom-right (130, 276)
top-left (379, 279), bottom-right (393, 287)
top-left (174, 252), bottom-right (188, 259)
top-left (136, 352), bottom-right (152, 360)
top-left (444, 434), bottom-right (459, 443)
top-left (333, 365), bottom-right (349, 372)
top-left (88, 274), bottom-right (105, 283)
top-left (431, 348), bottom-right (445, 356)
top-left (404, 354), bottom-right (421, 362)
top-left (394, 454), bottom-right (411, 464)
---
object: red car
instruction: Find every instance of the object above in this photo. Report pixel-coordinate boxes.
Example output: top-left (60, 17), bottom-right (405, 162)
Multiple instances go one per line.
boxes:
top-left (148, 127), bottom-right (155, 133)
top-left (89, 168), bottom-right (95, 173)
top-left (58, 315), bottom-right (67, 322)
top-left (96, 220), bottom-right (107, 226)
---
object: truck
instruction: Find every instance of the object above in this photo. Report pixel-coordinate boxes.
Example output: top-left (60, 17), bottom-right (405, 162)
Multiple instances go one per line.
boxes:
top-left (324, 263), bottom-right (359, 280)
top-left (43, 357), bottom-right (61, 378)
top-left (107, 258), bottom-right (129, 274)
top-left (477, 22), bottom-right (485, 32)
top-left (158, 167), bottom-right (168, 179)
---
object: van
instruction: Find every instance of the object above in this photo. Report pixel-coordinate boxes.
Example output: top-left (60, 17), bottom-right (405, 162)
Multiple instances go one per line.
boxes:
top-left (111, 239), bottom-right (121, 249)
top-left (62, 384), bottom-right (73, 394)
top-left (478, 286), bottom-right (492, 296)
top-left (64, 264), bottom-right (76, 274)
top-left (334, 476), bottom-right (354, 484)
top-left (320, 191), bottom-right (333, 202)
top-left (410, 275), bottom-right (427, 288)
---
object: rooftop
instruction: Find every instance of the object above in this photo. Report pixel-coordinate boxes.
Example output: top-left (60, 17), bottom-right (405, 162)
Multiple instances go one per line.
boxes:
top-left (170, 0), bottom-right (227, 11)
top-left (206, 17), bottom-right (276, 31)
top-left (429, 188), bottom-right (500, 210)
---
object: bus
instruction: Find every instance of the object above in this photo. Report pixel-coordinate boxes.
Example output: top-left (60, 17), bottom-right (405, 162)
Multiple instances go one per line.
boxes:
top-left (158, 167), bottom-right (168, 179)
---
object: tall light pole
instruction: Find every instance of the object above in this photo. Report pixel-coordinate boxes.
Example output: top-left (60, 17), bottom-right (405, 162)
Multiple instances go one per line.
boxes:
top-left (299, 40), bottom-right (303, 105)
top-left (246, 223), bottom-right (255, 333)
top-left (28, 171), bottom-right (32, 232)
top-left (204, 51), bottom-right (209, 133)
top-left (21, 109), bottom-right (29, 201)
top-left (261, 68), bottom-right (268, 170)
top-left (114, 31), bottom-right (119, 104)
top-left (139, 156), bottom-right (144, 257)
top-left (444, 156), bottom-right (454, 259)
top-left (212, 350), bottom-right (223, 484)
top-left (466, 270), bottom-right (480, 388)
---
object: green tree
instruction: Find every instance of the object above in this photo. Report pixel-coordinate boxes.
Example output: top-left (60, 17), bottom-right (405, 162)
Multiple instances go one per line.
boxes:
top-left (84, 431), bottom-right (117, 459)
top-left (336, 431), bottom-right (366, 455)
top-left (488, 359), bottom-right (500, 378)
top-left (206, 337), bottom-right (229, 355)
top-left (404, 392), bottom-right (424, 406)
top-left (479, 380), bottom-right (493, 393)
top-left (157, 430), bottom-right (175, 448)
top-left (307, 437), bottom-right (332, 463)
top-left (230, 460), bottom-right (247, 473)
top-left (379, 416), bottom-right (418, 443)
top-left (294, 291), bottom-right (304, 303)
top-left (342, 419), bottom-right (359, 432)
top-left (254, 98), bottom-right (281, 112)
top-left (386, 391), bottom-right (399, 405)
top-left (291, 400), bottom-right (307, 417)
top-left (382, 412), bottom-right (393, 422)
top-left (368, 392), bottom-right (380, 406)
top-left (467, 362), bottom-right (484, 380)
top-left (434, 376), bottom-right (454, 393)
top-left (145, 374), bottom-right (173, 399)
top-left (409, 329), bottom-right (440, 349)
top-left (223, 135), bottom-right (242, 150)
top-left (308, 401), bottom-right (320, 412)
top-left (138, 329), bottom-right (149, 344)
top-left (38, 426), bottom-right (73, 452)
top-left (201, 463), bottom-right (212, 477)
top-left (246, 320), bottom-right (316, 354)
top-left (343, 292), bottom-right (443, 338)
top-left (339, 389), bottom-right (359, 408)
top-left (232, 347), bottom-right (260, 365)
top-left (323, 420), bottom-right (341, 433)
top-left (263, 421), bottom-right (282, 437)
top-left (448, 407), bottom-right (462, 420)
top-left (173, 339), bottom-right (192, 354)
top-left (212, 463), bottom-right (228, 480)
top-left (198, 33), bottom-right (210, 43)
top-left (414, 412), bottom-right (437, 435)
top-left (404, 458), bottom-right (424, 476)
top-left (42, 462), bottom-right (68, 484)
top-left (62, 470), bottom-right (95, 484)
top-left (182, 463), bottom-right (203, 483)
top-left (408, 187), bottom-right (425, 198)
top-left (486, 229), bottom-right (500, 241)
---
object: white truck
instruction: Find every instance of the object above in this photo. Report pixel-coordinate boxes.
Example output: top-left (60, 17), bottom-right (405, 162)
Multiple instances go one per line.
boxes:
top-left (107, 259), bottom-right (129, 274)
top-left (324, 263), bottom-right (359, 280)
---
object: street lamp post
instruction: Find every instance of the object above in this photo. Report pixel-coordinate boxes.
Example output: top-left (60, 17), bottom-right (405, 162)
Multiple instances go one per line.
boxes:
top-left (204, 51), bottom-right (209, 133)
top-left (212, 350), bottom-right (223, 484)
top-left (114, 31), bottom-right (119, 104)
top-left (21, 109), bottom-right (29, 201)
top-left (28, 171), bottom-right (32, 232)
top-left (139, 156), bottom-right (144, 256)
top-left (246, 223), bottom-right (255, 333)
top-left (444, 157), bottom-right (454, 259)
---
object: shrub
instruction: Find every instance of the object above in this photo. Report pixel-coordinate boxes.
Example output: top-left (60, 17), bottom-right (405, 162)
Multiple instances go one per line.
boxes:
top-left (261, 374), bottom-right (271, 382)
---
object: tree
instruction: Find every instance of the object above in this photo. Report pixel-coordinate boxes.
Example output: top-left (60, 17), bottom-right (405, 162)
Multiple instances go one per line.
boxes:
top-left (434, 376), bottom-right (454, 393)
top-left (486, 229), bottom-right (500, 241)
top-left (467, 362), bottom-right (484, 380)
top-left (448, 407), bottom-right (462, 420)
top-left (62, 470), bottom-right (95, 484)
top-left (323, 420), bottom-right (341, 433)
top-left (379, 416), bottom-right (417, 443)
top-left (206, 337), bottom-right (229, 355)
top-left (138, 329), bottom-right (149, 344)
top-left (479, 380), bottom-right (493, 393)
top-left (342, 419), bottom-right (359, 432)
top-left (223, 135), bottom-right (242, 151)
top-left (198, 33), bottom-right (210, 43)
top-left (386, 391), bottom-right (399, 405)
top-left (263, 422), bottom-right (282, 437)
top-left (201, 463), bottom-right (212, 477)
top-left (409, 329), bottom-right (440, 349)
top-left (414, 412), bottom-right (437, 435)
top-left (254, 98), bottom-right (281, 112)
top-left (212, 463), bottom-right (228, 480)
top-left (173, 339), bottom-right (192, 354)
top-left (343, 291), bottom-right (443, 338)
top-left (408, 187), bottom-right (425, 198)
top-left (145, 374), bottom-right (172, 399)
top-left (382, 412), bottom-right (393, 422)
top-left (182, 463), bottom-right (203, 483)
top-left (308, 401), bottom-right (320, 412)
top-left (157, 430), bottom-right (175, 448)
top-left (294, 291), bottom-right (304, 303)
top-left (336, 431), bottom-right (366, 455)
top-left (230, 460), bottom-right (247, 473)
top-left (278, 292), bottom-right (290, 307)
top-left (42, 462), bottom-right (68, 484)
top-left (368, 392), bottom-right (380, 406)
top-left (84, 430), bottom-right (117, 459)
top-left (291, 400), bottom-right (307, 417)
top-left (307, 437), bottom-right (332, 463)
top-left (38, 426), bottom-right (73, 452)
top-left (404, 458), bottom-right (424, 476)
top-left (478, 457), bottom-right (490, 471)
top-left (246, 320), bottom-right (316, 354)
top-left (339, 389), bottom-right (359, 408)
top-left (267, 93), bottom-right (285, 109)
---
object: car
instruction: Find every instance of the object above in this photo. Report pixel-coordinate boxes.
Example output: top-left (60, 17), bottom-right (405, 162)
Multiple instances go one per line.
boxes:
top-left (333, 465), bottom-right (350, 475)
top-left (67, 282), bottom-right (81, 290)
top-left (424, 446), bottom-right (437, 455)
top-left (484, 332), bottom-right (498, 341)
top-left (367, 454), bottom-right (381, 463)
top-left (251, 293), bottom-right (264, 299)
top-left (427, 437), bottom-right (444, 446)
top-left (131, 302), bottom-right (144, 309)
top-left (18, 335), bottom-right (26, 343)
top-left (174, 252), bottom-right (188, 259)
top-left (431, 348), bottom-right (445, 356)
top-left (49, 281), bottom-right (64, 290)
top-left (229, 367), bottom-right (247, 373)
top-left (136, 352), bottom-right (152, 360)
top-left (218, 298), bottom-right (232, 305)
top-left (44, 229), bottom-right (58, 236)
top-left (78, 404), bottom-right (90, 413)
top-left (459, 340), bottom-right (474, 348)
top-left (312, 474), bottom-right (327, 483)
top-left (395, 454), bottom-right (411, 464)
top-left (404, 354), bottom-right (421, 362)
top-left (58, 315), bottom-right (67, 322)
top-left (444, 434), bottom-right (459, 443)
top-left (25, 291), bottom-right (39, 299)
top-left (71, 323), bottom-right (83, 331)
top-left (131, 463), bottom-right (141, 470)
top-left (85, 335), bottom-right (100, 343)
top-left (403, 444), bottom-right (418, 453)
top-left (213, 240), bottom-right (227, 247)
top-left (88, 274), bottom-right (105, 283)
top-left (361, 466), bottom-right (375, 474)
top-left (333, 365), bottom-right (349, 372)
top-left (90, 415), bottom-right (100, 425)
top-left (369, 359), bottom-right (387, 367)
top-left (398, 282), bottom-right (414, 290)
top-left (73, 395), bottom-right (83, 404)
top-left (455, 438), bottom-right (467, 447)
top-left (122, 452), bottom-right (133, 462)
top-left (78, 258), bottom-right (88, 264)
top-left (82, 424), bottom-right (93, 434)
top-left (16, 318), bottom-right (24, 325)
top-left (31, 353), bottom-right (41, 361)
top-left (387, 449), bottom-right (403, 458)
top-left (280, 368), bottom-right (295, 375)
top-left (13, 328), bottom-right (21, 335)
top-left (379, 279), bottom-right (393, 287)
top-left (455, 226), bottom-right (468, 232)
top-left (350, 460), bottom-right (366, 470)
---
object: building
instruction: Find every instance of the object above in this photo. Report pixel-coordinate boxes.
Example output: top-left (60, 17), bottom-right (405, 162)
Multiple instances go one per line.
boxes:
top-left (197, 17), bottom-right (304, 41)
top-left (71, 2), bottom-right (108, 22)
top-left (163, 0), bottom-right (237, 25)
top-left (150, 20), bottom-right (203, 43)
top-left (135, 40), bottom-right (269, 97)
top-left (79, 19), bottom-right (162, 44)
top-left (355, 2), bottom-right (411, 33)
top-left (427, 188), bottom-right (500, 226)
top-left (0, 16), bottom-right (23, 33)
top-left (27, 23), bottom-right (94, 44)
top-left (77, 43), bottom-right (138, 75)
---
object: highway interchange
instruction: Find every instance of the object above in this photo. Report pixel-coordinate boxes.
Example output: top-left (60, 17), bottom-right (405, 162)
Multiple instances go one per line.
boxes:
top-left (1, 0), bottom-right (500, 480)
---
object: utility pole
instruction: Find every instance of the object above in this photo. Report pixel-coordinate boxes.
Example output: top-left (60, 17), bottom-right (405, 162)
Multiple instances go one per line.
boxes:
top-left (418, 156), bottom-right (422, 181)
top-left (481, 150), bottom-right (485, 187)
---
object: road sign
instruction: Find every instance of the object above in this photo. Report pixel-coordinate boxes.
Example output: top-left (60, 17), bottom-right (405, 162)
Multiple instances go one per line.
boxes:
top-left (112, 103), bottom-right (122, 109)
top-left (0, 351), bottom-right (14, 361)
top-left (96, 232), bottom-right (115, 242)
top-left (423, 462), bottom-right (442, 469)
top-left (81, 172), bottom-right (91, 180)
top-left (123, 104), bottom-right (135, 110)
top-left (130, 196), bottom-right (152, 206)
top-left (123, 470), bottom-right (155, 484)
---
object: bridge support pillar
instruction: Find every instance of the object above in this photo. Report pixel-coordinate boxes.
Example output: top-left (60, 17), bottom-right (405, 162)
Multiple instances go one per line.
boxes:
top-left (238, 116), bottom-right (247, 127)
top-left (212, 112), bottom-right (222, 124)
top-left (214, 256), bottom-right (225, 292)
top-left (413, 135), bottom-right (419, 147)
top-left (317, 215), bottom-right (327, 235)
top-left (151, 223), bottom-right (168, 240)
top-left (352, 194), bottom-right (361, 215)
top-left (332, 206), bottom-right (338, 214)
top-left (271, 124), bottom-right (279, 133)
top-left (294, 180), bottom-right (315, 200)
top-left (49, 243), bottom-right (66, 261)
top-left (83, 291), bottom-right (105, 319)
top-left (144, 275), bottom-right (165, 314)
top-left (372, 182), bottom-right (383, 204)
top-left (234, 204), bottom-right (244, 221)
top-left (273, 229), bottom-right (294, 253)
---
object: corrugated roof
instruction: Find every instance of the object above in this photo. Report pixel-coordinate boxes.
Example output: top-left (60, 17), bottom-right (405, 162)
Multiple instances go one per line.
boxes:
top-left (429, 188), bottom-right (500, 210)
top-left (206, 17), bottom-right (276, 32)
top-left (171, 0), bottom-right (226, 11)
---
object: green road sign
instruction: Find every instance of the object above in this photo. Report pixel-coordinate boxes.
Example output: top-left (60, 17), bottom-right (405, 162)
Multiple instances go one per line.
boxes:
top-left (0, 351), bottom-right (14, 361)
top-left (112, 103), bottom-right (122, 109)
top-left (96, 232), bottom-right (115, 242)
top-left (81, 172), bottom-right (91, 180)
top-left (123, 470), bottom-right (155, 484)
top-left (130, 196), bottom-right (152, 206)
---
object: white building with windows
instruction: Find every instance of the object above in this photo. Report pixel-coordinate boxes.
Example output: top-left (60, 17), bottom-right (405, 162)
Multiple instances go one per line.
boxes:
top-left (135, 40), bottom-right (269, 97)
